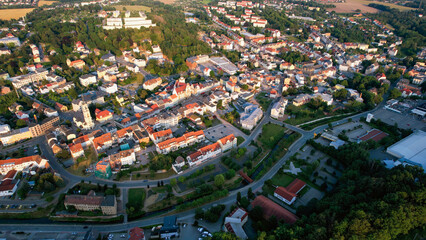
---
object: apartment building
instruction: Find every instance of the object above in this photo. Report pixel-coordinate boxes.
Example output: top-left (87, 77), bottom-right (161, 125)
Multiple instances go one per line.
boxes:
top-left (0, 155), bottom-right (49, 175)
top-left (64, 190), bottom-right (117, 215)
top-left (156, 130), bottom-right (205, 154)
top-left (187, 134), bottom-right (237, 167)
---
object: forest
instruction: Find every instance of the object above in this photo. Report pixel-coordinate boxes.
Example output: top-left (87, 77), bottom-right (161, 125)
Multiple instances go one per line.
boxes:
top-left (254, 140), bottom-right (425, 240)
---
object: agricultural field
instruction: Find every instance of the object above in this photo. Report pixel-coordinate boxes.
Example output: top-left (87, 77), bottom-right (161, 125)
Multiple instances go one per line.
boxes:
top-left (0, 9), bottom-right (33, 20)
top-left (113, 5), bottom-right (152, 12)
top-left (39, 0), bottom-right (58, 6)
top-left (329, 0), bottom-right (415, 13)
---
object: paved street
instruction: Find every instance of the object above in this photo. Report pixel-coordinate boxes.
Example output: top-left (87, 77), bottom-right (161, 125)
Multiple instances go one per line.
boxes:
top-left (0, 81), bottom-right (395, 233)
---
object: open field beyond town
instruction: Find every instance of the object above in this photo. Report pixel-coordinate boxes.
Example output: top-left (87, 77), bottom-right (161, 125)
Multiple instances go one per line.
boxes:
top-left (113, 5), bottom-right (152, 12)
top-left (38, 0), bottom-right (58, 6)
top-left (329, 0), bottom-right (416, 13)
top-left (0, 9), bottom-right (33, 20)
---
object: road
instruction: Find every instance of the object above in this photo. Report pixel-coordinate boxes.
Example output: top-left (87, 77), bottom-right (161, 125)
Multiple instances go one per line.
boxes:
top-left (0, 79), bottom-right (395, 232)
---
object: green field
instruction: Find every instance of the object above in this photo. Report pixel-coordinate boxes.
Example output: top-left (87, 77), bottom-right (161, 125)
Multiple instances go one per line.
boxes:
top-left (271, 173), bottom-right (295, 187)
top-left (128, 188), bottom-right (146, 209)
top-left (237, 136), bottom-right (245, 146)
top-left (258, 123), bottom-right (287, 149)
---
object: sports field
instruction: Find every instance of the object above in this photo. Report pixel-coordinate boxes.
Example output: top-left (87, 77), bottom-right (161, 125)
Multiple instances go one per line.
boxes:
top-left (113, 5), bottom-right (152, 12)
top-left (330, 0), bottom-right (416, 13)
top-left (0, 9), bottom-right (33, 20)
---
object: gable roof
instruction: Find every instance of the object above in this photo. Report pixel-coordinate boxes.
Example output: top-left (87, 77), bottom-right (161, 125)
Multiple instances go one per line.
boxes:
top-left (251, 195), bottom-right (298, 224)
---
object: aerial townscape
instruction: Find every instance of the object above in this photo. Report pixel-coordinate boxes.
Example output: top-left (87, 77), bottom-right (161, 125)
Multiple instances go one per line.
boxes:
top-left (0, 0), bottom-right (425, 239)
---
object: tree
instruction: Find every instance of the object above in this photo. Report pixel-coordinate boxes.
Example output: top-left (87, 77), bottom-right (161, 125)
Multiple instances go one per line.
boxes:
top-left (56, 150), bottom-right (71, 160)
top-left (248, 187), bottom-right (254, 200)
top-left (217, 99), bottom-right (223, 109)
top-left (237, 192), bottom-right (242, 203)
top-left (389, 88), bottom-right (401, 99)
top-left (214, 174), bottom-right (225, 188)
top-left (16, 119), bottom-right (27, 128)
top-left (170, 178), bottom-right (177, 186)
top-left (178, 176), bottom-right (185, 183)
top-left (17, 182), bottom-right (30, 199)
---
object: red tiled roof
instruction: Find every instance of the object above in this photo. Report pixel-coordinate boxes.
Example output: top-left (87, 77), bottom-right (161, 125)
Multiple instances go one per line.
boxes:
top-left (69, 143), bottom-right (83, 154)
top-left (274, 186), bottom-right (296, 202)
top-left (0, 179), bottom-right (17, 192)
top-left (251, 196), bottom-right (298, 224)
top-left (96, 109), bottom-right (113, 120)
top-left (116, 126), bottom-right (133, 139)
top-left (152, 129), bottom-right (172, 141)
top-left (0, 155), bottom-right (44, 167)
top-left (143, 77), bottom-right (161, 86)
top-left (3, 170), bottom-right (17, 179)
top-left (93, 133), bottom-right (112, 149)
top-left (64, 194), bottom-right (103, 206)
top-left (157, 130), bottom-right (204, 150)
top-left (359, 129), bottom-right (388, 142)
top-left (129, 227), bottom-right (145, 240)
top-left (219, 134), bottom-right (235, 145)
top-left (286, 179), bottom-right (306, 194)
top-left (73, 135), bottom-right (90, 145)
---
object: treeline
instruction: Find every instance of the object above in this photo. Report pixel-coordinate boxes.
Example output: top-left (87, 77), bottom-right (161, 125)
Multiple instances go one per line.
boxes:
top-left (267, 140), bottom-right (426, 240)
top-left (366, 7), bottom-right (426, 56)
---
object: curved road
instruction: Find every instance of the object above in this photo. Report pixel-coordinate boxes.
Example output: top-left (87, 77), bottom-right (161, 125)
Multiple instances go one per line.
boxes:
top-left (0, 90), bottom-right (390, 232)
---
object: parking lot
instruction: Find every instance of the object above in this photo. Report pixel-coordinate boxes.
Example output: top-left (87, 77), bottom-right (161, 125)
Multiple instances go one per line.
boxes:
top-left (204, 124), bottom-right (243, 142)
top-left (330, 121), bottom-right (373, 142)
top-left (371, 108), bottom-right (425, 131)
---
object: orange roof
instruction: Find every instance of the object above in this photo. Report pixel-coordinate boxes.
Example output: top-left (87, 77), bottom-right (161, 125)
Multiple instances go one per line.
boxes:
top-left (219, 134), bottom-right (235, 145)
top-left (73, 135), bottom-right (90, 145)
top-left (152, 129), bottom-right (172, 141)
top-left (93, 133), bottom-right (112, 150)
top-left (69, 143), bottom-right (83, 154)
top-left (0, 155), bottom-right (44, 167)
top-left (116, 126), bottom-right (133, 139)
top-left (143, 77), bottom-right (162, 86)
top-left (157, 130), bottom-right (204, 150)
top-left (96, 109), bottom-right (113, 120)
top-left (70, 59), bottom-right (85, 67)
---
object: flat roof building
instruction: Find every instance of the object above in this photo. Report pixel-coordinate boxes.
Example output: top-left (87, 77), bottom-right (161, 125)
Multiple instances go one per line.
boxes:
top-left (386, 130), bottom-right (426, 171)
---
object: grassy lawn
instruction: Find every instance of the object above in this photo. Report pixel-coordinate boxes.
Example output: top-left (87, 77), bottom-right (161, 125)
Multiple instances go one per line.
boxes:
top-left (237, 136), bottom-right (245, 146)
top-left (300, 113), bottom-right (357, 130)
top-left (257, 123), bottom-right (287, 149)
top-left (255, 93), bottom-right (272, 111)
top-left (119, 169), bottom-right (175, 181)
top-left (128, 188), bottom-right (146, 209)
top-left (271, 173), bottom-right (295, 187)
top-left (67, 148), bottom-right (98, 177)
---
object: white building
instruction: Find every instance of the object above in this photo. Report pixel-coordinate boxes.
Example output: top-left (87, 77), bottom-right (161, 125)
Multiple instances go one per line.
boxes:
top-left (224, 208), bottom-right (249, 239)
top-left (103, 18), bottom-right (123, 30)
top-left (240, 103), bottom-right (263, 130)
top-left (271, 98), bottom-right (288, 119)
top-left (100, 83), bottom-right (118, 94)
top-left (79, 74), bottom-right (97, 87)
top-left (124, 17), bottom-right (156, 29)
top-left (0, 155), bottom-right (49, 175)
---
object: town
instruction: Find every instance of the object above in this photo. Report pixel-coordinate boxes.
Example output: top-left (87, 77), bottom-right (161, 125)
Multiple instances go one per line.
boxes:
top-left (0, 0), bottom-right (425, 239)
